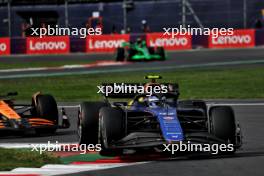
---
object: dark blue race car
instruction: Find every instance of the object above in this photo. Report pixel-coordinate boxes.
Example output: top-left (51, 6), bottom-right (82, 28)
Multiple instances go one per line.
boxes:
top-left (78, 76), bottom-right (242, 156)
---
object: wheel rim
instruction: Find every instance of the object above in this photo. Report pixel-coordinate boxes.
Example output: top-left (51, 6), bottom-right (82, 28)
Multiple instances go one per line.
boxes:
top-left (77, 112), bottom-right (82, 143)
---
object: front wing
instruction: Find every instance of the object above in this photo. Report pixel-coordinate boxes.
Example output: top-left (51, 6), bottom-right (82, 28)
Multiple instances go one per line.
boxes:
top-left (0, 117), bottom-right (67, 131)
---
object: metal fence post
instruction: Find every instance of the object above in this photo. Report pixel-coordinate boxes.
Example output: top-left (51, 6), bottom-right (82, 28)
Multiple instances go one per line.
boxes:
top-left (123, 0), bottom-right (127, 33)
top-left (7, 0), bottom-right (11, 37)
top-left (182, 0), bottom-right (186, 27)
top-left (243, 0), bottom-right (247, 28)
top-left (65, 0), bottom-right (69, 27)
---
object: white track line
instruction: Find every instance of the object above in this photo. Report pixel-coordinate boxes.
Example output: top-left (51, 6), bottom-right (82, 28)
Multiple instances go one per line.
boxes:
top-left (0, 162), bottom-right (147, 176)
top-left (0, 143), bottom-right (78, 149)
top-left (208, 103), bottom-right (264, 106)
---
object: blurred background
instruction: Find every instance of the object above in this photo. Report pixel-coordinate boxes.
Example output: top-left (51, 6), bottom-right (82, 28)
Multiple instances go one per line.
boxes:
top-left (0, 0), bottom-right (263, 36)
top-left (0, 0), bottom-right (263, 54)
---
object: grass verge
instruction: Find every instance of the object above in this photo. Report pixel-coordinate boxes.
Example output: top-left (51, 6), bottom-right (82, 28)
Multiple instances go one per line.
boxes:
top-left (0, 148), bottom-right (61, 171)
top-left (0, 67), bottom-right (263, 101)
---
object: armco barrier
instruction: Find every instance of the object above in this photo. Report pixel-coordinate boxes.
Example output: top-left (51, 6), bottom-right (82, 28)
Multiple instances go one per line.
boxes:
top-left (0, 37), bottom-right (10, 55)
top-left (3, 29), bottom-right (264, 55)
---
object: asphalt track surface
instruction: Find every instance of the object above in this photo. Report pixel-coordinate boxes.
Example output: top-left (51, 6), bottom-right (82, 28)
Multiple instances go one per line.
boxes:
top-left (1, 48), bottom-right (264, 78)
top-left (1, 48), bottom-right (264, 176)
top-left (64, 102), bottom-right (264, 176)
top-left (0, 102), bottom-right (264, 176)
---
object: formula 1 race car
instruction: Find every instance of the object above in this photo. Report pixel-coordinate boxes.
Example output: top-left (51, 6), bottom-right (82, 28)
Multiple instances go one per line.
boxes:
top-left (78, 76), bottom-right (242, 156)
top-left (115, 39), bottom-right (166, 62)
top-left (0, 92), bottom-right (70, 135)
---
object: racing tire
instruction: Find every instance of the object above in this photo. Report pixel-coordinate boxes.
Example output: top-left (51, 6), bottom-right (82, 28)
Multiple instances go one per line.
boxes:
top-left (116, 47), bottom-right (125, 62)
top-left (128, 48), bottom-right (137, 61)
top-left (99, 107), bottom-right (125, 156)
top-left (78, 102), bottom-right (108, 145)
top-left (148, 47), bottom-right (155, 55)
top-left (156, 47), bottom-right (165, 60)
top-left (34, 94), bottom-right (59, 135)
top-left (209, 106), bottom-right (236, 153)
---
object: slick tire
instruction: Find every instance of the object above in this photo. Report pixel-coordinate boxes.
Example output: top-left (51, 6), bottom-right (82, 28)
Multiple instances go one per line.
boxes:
top-left (148, 47), bottom-right (155, 55)
top-left (35, 94), bottom-right (59, 135)
top-left (156, 47), bottom-right (165, 60)
top-left (99, 107), bottom-right (125, 155)
top-left (116, 47), bottom-right (125, 62)
top-left (209, 106), bottom-right (236, 153)
top-left (78, 102), bottom-right (108, 145)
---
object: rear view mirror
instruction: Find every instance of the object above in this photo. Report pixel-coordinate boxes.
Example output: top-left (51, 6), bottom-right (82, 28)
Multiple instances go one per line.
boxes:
top-left (113, 102), bottom-right (128, 107)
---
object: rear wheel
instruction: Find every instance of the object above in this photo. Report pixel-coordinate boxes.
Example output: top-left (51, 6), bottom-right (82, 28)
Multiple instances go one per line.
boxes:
top-left (34, 94), bottom-right (58, 135)
top-left (148, 47), bottom-right (155, 55)
top-left (78, 102), bottom-right (108, 145)
top-left (156, 47), bottom-right (165, 60)
top-left (209, 106), bottom-right (236, 153)
top-left (128, 48), bottom-right (137, 61)
top-left (116, 47), bottom-right (125, 61)
top-left (99, 107), bottom-right (125, 156)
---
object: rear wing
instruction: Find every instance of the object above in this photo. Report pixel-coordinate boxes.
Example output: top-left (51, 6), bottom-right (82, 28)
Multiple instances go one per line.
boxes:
top-left (100, 83), bottom-right (179, 98)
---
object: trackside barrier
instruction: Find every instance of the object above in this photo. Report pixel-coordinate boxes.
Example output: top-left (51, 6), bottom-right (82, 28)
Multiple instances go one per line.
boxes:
top-left (255, 29), bottom-right (264, 46)
top-left (86, 34), bottom-right (130, 52)
top-left (0, 37), bottom-right (10, 55)
top-left (26, 36), bottom-right (70, 54)
top-left (208, 29), bottom-right (255, 48)
top-left (146, 32), bottom-right (192, 50)
top-left (3, 29), bottom-right (264, 55)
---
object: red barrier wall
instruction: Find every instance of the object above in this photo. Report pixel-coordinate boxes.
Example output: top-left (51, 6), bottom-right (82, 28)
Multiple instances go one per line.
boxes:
top-left (0, 37), bottom-right (10, 55)
top-left (86, 34), bottom-right (130, 52)
top-left (208, 29), bottom-right (255, 48)
top-left (26, 36), bottom-right (70, 54)
top-left (146, 32), bottom-right (192, 50)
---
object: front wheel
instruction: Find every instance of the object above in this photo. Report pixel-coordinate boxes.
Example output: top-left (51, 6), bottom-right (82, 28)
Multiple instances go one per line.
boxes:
top-left (156, 47), bottom-right (166, 60)
top-left (34, 94), bottom-right (58, 135)
top-left (209, 106), bottom-right (237, 153)
top-left (78, 102), bottom-right (108, 145)
top-left (99, 107), bottom-right (125, 155)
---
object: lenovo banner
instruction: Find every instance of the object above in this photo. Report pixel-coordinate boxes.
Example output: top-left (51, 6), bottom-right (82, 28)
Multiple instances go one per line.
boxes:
top-left (146, 32), bottom-right (192, 50)
top-left (208, 29), bottom-right (255, 48)
top-left (0, 38), bottom-right (10, 55)
top-left (86, 34), bottom-right (130, 52)
top-left (26, 36), bottom-right (70, 54)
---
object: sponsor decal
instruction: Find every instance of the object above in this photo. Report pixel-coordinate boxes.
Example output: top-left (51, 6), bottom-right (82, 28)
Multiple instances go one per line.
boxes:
top-left (86, 34), bottom-right (130, 52)
top-left (208, 29), bottom-right (255, 48)
top-left (26, 36), bottom-right (70, 54)
top-left (163, 116), bottom-right (174, 120)
top-left (0, 37), bottom-right (10, 55)
top-left (146, 32), bottom-right (192, 50)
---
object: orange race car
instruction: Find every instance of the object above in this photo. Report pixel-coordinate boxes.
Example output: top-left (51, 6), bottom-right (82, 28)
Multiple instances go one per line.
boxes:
top-left (0, 92), bottom-right (70, 135)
